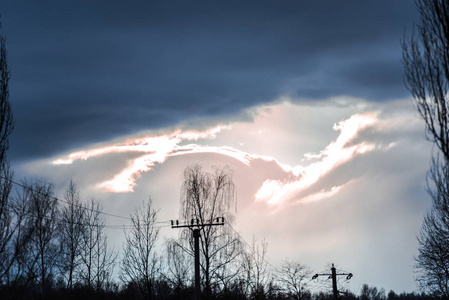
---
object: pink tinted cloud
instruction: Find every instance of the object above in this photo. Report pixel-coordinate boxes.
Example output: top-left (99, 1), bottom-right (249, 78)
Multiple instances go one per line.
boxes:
top-left (255, 113), bottom-right (378, 205)
top-left (52, 111), bottom-right (381, 200)
top-left (53, 125), bottom-right (263, 192)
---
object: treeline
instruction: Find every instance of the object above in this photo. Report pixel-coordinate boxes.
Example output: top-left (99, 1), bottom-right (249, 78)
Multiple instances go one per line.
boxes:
top-left (0, 171), bottom-right (441, 300)
top-left (0, 179), bottom-right (117, 299)
top-left (0, 169), bottom-right (316, 300)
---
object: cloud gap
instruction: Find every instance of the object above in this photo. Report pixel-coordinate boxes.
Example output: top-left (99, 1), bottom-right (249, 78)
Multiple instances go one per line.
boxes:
top-left (52, 110), bottom-right (382, 203)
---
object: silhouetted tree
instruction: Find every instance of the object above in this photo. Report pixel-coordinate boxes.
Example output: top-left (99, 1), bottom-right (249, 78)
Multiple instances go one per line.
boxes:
top-left (275, 259), bottom-right (312, 300)
top-left (0, 161), bottom-right (15, 284)
top-left (415, 158), bottom-right (449, 297)
top-left (402, 0), bottom-right (449, 161)
top-left (0, 183), bottom-right (34, 289)
top-left (403, 0), bottom-right (449, 296)
top-left (164, 239), bottom-right (192, 296)
top-left (242, 236), bottom-right (271, 300)
top-left (58, 180), bottom-right (85, 289)
top-left (0, 16), bottom-right (16, 287)
top-left (360, 284), bottom-right (386, 300)
top-left (17, 179), bottom-right (59, 294)
top-left (387, 290), bottom-right (397, 300)
top-left (79, 198), bottom-right (116, 291)
top-left (78, 199), bottom-right (101, 288)
top-left (121, 197), bottom-right (161, 300)
top-left (178, 164), bottom-right (242, 298)
top-left (93, 235), bottom-right (117, 292)
top-left (0, 18), bottom-right (14, 167)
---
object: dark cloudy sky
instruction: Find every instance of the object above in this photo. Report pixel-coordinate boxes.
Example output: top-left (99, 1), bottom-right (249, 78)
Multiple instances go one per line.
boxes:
top-left (1, 0), bottom-right (431, 294)
top-left (2, 0), bottom-right (417, 161)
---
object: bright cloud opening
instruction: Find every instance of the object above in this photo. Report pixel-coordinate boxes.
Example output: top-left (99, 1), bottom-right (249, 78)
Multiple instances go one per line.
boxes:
top-left (255, 113), bottom-right (379, 205)
top-left (50, 103), bottom-right (389, 205)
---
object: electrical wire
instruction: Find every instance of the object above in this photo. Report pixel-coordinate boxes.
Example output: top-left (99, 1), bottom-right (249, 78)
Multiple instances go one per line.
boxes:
top-left (1, 175), bottom-right (131, 220)
top-left (0, 175), bottom-right (173, 231)
top-left (228, 223), bottom-right (282, 274)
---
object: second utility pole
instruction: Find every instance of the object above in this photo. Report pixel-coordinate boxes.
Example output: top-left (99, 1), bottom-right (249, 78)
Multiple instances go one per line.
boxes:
top-left (312, 264), bottom-right (353, 300)
top-left (171, 218), bottom-right (225, 300)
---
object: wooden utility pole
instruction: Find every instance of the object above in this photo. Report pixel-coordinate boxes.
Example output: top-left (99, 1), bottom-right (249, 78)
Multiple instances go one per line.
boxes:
top-left (331, 264), bottom-right (338, 299)
top-left (193, 228), bottom-right (200, 299)
top-left (171, 218), bottom-right (225, 300)
top-left (312, 263), bottom-right (353, 300)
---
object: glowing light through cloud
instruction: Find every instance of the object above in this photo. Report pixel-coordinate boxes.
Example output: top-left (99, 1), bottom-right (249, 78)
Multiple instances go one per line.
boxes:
top-left (52, 104), bottom-right (384, 200)
top-left (255, 113), bottom-right (378, 205)
top-left (53, 126), bottom-right (228, 165)
top-left (300, 184), bottom-right (345, 204)
top-left (53, 125), bottom-right (239, 192)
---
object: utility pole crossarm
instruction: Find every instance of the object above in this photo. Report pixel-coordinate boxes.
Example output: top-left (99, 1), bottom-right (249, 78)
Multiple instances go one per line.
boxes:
top-left (170, 217), bottom-right (225, 229)
top-left (312, 273), bottom-right (353, 280)
top-left (171, 216), bottom-right (225, 300)
top-left (311, 264), bottom-right (353, 300)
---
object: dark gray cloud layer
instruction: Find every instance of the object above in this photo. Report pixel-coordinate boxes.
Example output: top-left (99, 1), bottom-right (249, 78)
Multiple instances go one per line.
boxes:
top-left (1, 0), bottom-right (417, 160)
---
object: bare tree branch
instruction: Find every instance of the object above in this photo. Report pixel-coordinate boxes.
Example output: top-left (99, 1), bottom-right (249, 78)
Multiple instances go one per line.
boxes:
top-left (121, 197), bottom-right (161, 300)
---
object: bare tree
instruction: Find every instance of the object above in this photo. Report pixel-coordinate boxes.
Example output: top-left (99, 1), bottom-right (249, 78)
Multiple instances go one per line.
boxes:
top-left (17, 179), bottom-right (59, 294)
top-left (178, 164), bottom-right (242, 298)
top-left (416, 158), bottom-right (449, 296)
top-left (241, 236), bottom-right (271, 300)
top-left (213, 230), bottom-right (243, 295)
top-left (275, 259), bottom-right (312, 300)
top-left (2, 184), bottom-right (33, 287)
top-left (0, 16), bottom-right (16, 287)
top-left (402, 0), bottom-right (449, 161)
top-left (121, 197), bottom-right (161, 300)
top-left (360, 284), bottom-right (386, 300)
top-left (78, 198), bottom-right (116, 291)
top-left (79, 198), bottom-right (104, 289)
top-left (0, 161), bottom-right (15, 283)
top-left (0, 19), bottom-right (14, 167)
top-left (58, 180), bottom-right (85, 289)
top-left (78, 199), bottom-right (99, 288)
top-left (403, 1), bottom-right (449, 295)
top-left (93, 232), bottom-right (116, 292)
top-left (164, 239), bottom-right (192, 295)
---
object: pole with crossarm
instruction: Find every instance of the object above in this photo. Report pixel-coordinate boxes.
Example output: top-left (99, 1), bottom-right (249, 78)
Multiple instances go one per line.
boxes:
top-left (171, 217), bottom-right (225, 300)
top-left (312, 264), bottom-right (353, 300)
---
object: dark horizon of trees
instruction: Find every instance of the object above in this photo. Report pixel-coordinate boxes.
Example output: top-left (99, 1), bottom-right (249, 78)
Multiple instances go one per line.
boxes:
top-left (0, 277), bottom-right (440, 300)
top-left (0, 175), bottom-right (442, 300)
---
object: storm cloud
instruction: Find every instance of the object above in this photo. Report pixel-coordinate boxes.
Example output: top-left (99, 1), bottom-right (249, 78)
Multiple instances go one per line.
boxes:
top-left (2, 0), bottom-right (417, 161)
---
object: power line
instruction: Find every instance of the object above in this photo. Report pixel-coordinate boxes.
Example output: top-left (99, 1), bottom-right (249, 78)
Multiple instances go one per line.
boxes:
top-left (106, 223), bottom-right (172, 230)
top-left (0, 175), bottom-right (173, 230)
top-left (228, 223), bottom-right (282, 274)
top-left (229, 223), bottom-right (320, 291)
top-left (2, 175), bottom-right (131, 220)
top-left (1, 197), bottom-right (172, 231)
